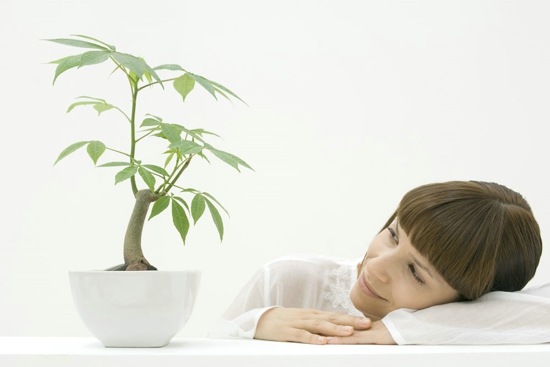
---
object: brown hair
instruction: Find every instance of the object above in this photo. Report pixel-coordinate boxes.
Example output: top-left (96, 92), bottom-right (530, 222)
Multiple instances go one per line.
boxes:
top-left (377, 181), bottom-right (542, 300)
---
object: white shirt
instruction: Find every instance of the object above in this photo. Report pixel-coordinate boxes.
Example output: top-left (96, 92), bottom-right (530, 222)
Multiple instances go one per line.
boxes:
top-left (208, 254), bottom-right (550, 344)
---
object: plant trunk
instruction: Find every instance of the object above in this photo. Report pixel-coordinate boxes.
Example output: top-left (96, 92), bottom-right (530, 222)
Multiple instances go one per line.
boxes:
top-left (123, 189), bottom-right (159, 271)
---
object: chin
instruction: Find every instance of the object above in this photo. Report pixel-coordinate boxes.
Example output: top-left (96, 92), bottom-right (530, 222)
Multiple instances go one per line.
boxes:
top-left (350, 284), bottom-right (383, 321)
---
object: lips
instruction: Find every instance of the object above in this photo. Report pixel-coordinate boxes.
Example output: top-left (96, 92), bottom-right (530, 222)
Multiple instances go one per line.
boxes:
top-left (359, 272), bottom-right (386, 300)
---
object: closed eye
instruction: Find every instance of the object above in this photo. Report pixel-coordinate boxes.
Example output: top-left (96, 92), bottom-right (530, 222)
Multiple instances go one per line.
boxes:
top-left (388, 227), bottom-right (398, 243)
top-left (409, 264), bottom-right (425, 284)
top-left (388, 226), bottom-right (426, 284)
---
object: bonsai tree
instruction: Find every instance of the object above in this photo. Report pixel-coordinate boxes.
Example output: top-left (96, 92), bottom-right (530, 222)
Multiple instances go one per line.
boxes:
top-left (46, 34), bottom-right (252, 271)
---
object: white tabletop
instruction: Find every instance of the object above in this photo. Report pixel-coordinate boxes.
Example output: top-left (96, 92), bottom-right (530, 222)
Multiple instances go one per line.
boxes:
top-left (1, 337), bottom-right (549, 367)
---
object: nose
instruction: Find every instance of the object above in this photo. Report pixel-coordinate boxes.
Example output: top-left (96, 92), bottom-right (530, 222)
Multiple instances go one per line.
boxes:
top-left (367, 254), bottom-right (392, 284)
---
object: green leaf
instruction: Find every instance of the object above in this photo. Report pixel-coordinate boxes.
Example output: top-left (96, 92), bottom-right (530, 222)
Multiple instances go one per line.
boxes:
top-left (171, 199), bottom-right (190, 244)
top-left (153, 64), bottom-right (185, 71)
top-left (140, 118), bottom-right (160, 127)
top-left (212, 86), bottom-right (233, 105)
top-left (197, 151), bottom-right (212, 164)
top-left (86, 141), bottom-right (106, 165)
top-left (160, 124), bottom-right (182, 144)
top-left (208, 78), bottom-right (248, 106)
top-left (180, 188), bottom-right (199, 194)
top-left (114, 165), bottom-right (138, 184)
top-left (111, 54), bottom-right (163, 87)
top-left (170, 124), bottom-right (207, 143)
top-left (143, 63), bottom-right (163, 88)
top-left (164, 152), bottom-right (175, 168)
top-left (144, 70), bottom-right (153, 84)
top-left (70, 34), bottom-right (116, 51)
top-left (97, 161), bottom-right (131, 167)
top-left (54, 141), bottom-right (89, 165)
top-left (148, 196), bottom-right (170, 220)
top-left (67, 97), bottom-right (114, 115)
top-left (169, 140), bottom-right (204, 155)
top-left (139, 127), bottom-right (159, 134)
top-left (67, 101), bottom-right (98, 113)
top-left (173, 74), bottom-right (195, 102)
top-left (189, 73), bottom-right (217, 100)
top-left (138, 167), bottom-right (156, 191)
top-left (202, 192), bottom-right (230, 216)
top-left (112, 52), bottom-right (147, 78)
top-left (205, 145), bottom-right (253, 172)
top-left (204, 197), bottom-right (224, 242)
top-left (191, 193), bottom-right (206, 225)
top-left (172, 196), bottom-right (190, 211)
top-left (44, 38), bottom-right (110, 51)
top-left (51, 54), bottom-right (82, 85)
top-left (109, 64), bottom-right (122, 77)
top-left (145, 113), bottom-right (162, 121)
top-left (76, 96), bottom-right (106, 102)
top-left (78, 50), bottom-right (112, 68)
top-left (142, 164), bottom-right (169, 177)
top-left (93, 102), bottom-right (114, 115)
top-left (48, 55), bottom-right (78, 65)
top-left (191, 128), bottom-right (222, 139)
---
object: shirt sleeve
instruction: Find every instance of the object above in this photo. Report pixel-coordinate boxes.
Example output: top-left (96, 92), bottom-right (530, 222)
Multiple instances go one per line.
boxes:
top-left (208, 263), bottom-right (277, 339)
top-left (382, 283), bottom-right (550, 345)
top-left (208, 254), bottom-right (358, 339)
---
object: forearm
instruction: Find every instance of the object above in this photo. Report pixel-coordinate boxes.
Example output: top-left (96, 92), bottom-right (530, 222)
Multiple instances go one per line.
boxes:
top-left (209, 307), bottom-right (277, 339)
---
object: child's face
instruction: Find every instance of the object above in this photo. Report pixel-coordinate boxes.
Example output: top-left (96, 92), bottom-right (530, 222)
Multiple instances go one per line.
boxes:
top-left (350, 221), bottom-right (460, 320)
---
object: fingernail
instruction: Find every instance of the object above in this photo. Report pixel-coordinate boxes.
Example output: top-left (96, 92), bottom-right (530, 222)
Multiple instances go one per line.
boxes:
top-left (318, 336), bottom-right (326, 343)
top-left (360, 318), bottom-right (371, 326)
top-left (342, 326), bottom-right (353, 332)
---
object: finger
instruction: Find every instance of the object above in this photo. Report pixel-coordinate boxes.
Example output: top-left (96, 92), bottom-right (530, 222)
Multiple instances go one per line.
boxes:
top-left (322, 312), bottom-right (372, 330)
top-left (284, 328), bottom-right (329, 345)
top-left (325, 334), bottom-right (364, 345)
top-left (298, 319), bottom-right (355, 337)
top-left (325, 326), bottom-right (396, 345)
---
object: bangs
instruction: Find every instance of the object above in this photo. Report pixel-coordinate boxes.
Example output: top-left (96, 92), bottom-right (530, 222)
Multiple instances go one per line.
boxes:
top-left (396, 182), bottom-right (505, 300)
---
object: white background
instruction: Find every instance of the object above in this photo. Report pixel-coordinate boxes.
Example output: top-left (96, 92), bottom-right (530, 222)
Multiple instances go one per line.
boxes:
top-left (1, 0), bottom-right (549, 338)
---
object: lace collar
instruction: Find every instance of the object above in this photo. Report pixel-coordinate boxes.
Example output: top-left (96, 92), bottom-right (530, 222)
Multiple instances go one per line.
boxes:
top-left (325, 263), bottom-right (364, 317)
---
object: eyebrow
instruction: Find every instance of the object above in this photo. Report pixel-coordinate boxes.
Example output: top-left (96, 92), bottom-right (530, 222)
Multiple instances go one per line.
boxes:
top-left (396, 223), bottom-right (434, 279)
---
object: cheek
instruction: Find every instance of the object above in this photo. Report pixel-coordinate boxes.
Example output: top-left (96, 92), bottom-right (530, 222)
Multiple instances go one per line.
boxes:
top-left (391, 285), bottom-right (451, 310)
top-left (389, 281), bottom-right (434, 310)
top-left (365, 237), bottom-right (385, 256)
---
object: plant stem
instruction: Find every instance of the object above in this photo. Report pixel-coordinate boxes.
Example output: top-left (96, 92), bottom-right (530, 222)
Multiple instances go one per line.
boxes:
top-left (156, 155), bottom-right (180, 194)
top-left (138, 77), bottom-right (180, 92)
top-left (123, 189), bottom-right (158, 271)
top-left (105, 147), bottom-right (132, 157)
top-left (113, 106), bottom-right (131, 123)
top-left (129, 80), bottom-right (139, 196)
top-left (163, 157), bottom-right (192, 194)
top-left (135, 128), bottom-right (156, 143)
top-left (156, 155), bottom-right (184, 194)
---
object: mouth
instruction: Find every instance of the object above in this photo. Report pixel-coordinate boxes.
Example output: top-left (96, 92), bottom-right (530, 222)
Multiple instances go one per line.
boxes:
top-left (358, 273), bottom-right (386, 301)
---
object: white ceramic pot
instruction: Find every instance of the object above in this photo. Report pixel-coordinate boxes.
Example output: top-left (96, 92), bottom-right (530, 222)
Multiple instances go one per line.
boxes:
top-left (69, 270), bottom-right (201, 348)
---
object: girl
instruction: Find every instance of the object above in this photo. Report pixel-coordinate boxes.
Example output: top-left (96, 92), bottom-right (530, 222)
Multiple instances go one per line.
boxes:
top-left (209, 181), bottom-right (550, 344)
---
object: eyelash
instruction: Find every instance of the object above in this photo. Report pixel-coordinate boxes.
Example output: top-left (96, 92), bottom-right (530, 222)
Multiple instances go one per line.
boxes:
top-left (387, 227), bottom-right (398, 242)
top-left (387, 227), bottom-right (425, 285)
top-left (409, 264), bottom-right (424, 284)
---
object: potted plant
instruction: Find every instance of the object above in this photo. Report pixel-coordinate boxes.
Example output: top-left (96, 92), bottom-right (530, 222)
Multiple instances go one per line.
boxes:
top-left (45, 34), bottom-right (252, 347)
